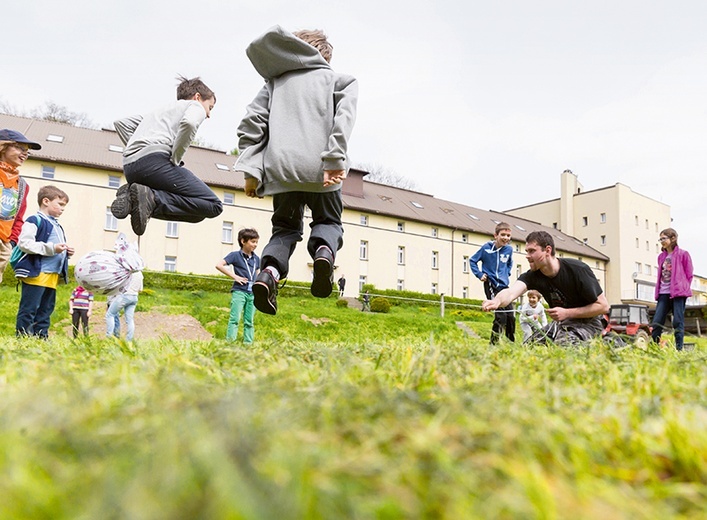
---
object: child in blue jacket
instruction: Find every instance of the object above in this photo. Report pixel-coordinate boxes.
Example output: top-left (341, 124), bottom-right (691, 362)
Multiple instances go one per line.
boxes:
top-left (15, 185), bottom-right (73, 338)
top-left (471, 222), bottom-right (516, 344)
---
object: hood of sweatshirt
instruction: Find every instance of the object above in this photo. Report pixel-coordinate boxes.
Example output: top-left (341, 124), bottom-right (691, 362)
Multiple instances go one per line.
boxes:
top-left (246, 25), bottom-right (331, 80)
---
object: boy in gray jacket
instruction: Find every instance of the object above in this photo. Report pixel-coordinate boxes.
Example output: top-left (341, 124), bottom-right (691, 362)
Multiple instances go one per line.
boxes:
top-left (235, 26), bottom-right (358, 315)
top-left (111, 76), bottom-right (223, 236)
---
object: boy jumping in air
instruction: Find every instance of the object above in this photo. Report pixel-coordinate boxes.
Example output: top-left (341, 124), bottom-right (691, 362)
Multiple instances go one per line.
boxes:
top-left (112, 76), bottom-right (223, 236)
top-left (234, 26), bottom-right (358, 315)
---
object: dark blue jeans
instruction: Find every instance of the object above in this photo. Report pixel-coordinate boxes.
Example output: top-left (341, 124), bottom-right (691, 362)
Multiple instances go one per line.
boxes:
top-left (124, 152), bottom-right (223, 223)
top-left (484, 280), bottom-right (515, 343)
top-left (651, 294), bottom-right (686, 350)
top-left (261, 190), bottom-right (343, 278)
top-left (16, 283), bottom-right (57, 338)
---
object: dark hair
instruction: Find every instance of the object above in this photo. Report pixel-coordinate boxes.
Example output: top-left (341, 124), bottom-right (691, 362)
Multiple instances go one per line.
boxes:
top-left (525, 230), bottom-right (555, 255)
top-left (495, 222), bottom-right (511, 235)
top-left (176, 75), bottom-right (216, 102)
top-left (238, 228), bottom-right (259, 246)
top-left (293, 29), bottom-right (333, 63)
top-left (37, 185), bottom-right (69, 205)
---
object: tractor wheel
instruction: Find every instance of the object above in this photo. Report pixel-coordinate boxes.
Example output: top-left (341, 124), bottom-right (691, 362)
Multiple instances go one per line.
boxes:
top-left (634, 330), bottom-right (650, 350)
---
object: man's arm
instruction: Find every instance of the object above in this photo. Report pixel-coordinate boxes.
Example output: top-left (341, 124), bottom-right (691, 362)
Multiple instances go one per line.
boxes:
top-left (482, 280), bottom-right (528, 311)
top-left (546, 293), bottom-right (610, 322)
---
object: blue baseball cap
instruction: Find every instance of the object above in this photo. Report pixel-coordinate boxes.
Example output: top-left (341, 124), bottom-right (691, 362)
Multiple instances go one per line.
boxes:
top-left (0, 129), bottom-right (41, 150)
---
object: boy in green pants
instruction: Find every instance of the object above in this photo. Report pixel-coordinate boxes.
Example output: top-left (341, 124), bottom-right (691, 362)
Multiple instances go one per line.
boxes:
top-left (215, 228), bottom-right (260, 344)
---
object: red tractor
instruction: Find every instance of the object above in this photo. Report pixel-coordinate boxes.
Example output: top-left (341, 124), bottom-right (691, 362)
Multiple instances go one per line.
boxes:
top-left (603, 304), bottom-right (652, 348)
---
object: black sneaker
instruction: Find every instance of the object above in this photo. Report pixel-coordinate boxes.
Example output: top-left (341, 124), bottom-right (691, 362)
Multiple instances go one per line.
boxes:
top-left (311, 246), bottom-right (334, 298)
top-left (110, 184), bottom-right (131, 219)
top-left (129, 184), bottom-right (156, 236)
top-left (253, 270), bottom-right (278, 315)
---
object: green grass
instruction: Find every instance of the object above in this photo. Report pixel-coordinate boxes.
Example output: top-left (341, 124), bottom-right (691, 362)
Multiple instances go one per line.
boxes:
top-left (0, 284), bottom-right (706, 519)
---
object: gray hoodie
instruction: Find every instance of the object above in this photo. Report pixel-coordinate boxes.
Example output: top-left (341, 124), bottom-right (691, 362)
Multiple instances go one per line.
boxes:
top-left (235, 25), bottom-right (358, 197)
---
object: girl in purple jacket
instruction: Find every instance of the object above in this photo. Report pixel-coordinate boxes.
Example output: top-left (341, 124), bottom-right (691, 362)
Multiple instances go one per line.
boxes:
top-left (652, 228), bottom-right (693, 350)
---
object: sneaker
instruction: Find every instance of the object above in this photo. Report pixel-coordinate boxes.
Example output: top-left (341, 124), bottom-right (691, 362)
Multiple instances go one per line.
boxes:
top-left (253, 270), bottom-right (278, 315)
top-left (110, 184), bottom-right (131, 219)
top-left (129, 184), bottom-right (156, 236)
top-left (311, 246), bottom-right (334, 298)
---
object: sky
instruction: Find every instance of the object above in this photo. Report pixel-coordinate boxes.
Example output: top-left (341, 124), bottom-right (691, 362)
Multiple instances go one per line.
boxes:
top-left (3, 0), bottom-right (707, 274)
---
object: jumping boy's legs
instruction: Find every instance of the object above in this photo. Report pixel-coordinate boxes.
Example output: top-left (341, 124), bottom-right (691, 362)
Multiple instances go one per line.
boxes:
top-left (123, 153), bottom-right (223, 234)
top-left (253, 193), bottom-right (305, 315)
top-left (305, 191), bottom-right (343, 298)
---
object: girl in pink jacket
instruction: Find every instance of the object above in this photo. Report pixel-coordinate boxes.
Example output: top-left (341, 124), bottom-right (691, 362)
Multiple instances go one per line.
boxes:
top-left (651, 228), bottom-right (693, 350)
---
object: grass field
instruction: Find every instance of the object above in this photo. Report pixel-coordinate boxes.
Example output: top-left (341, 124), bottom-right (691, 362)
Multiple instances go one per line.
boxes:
top-left (0, 283), bottom-right (706, 519)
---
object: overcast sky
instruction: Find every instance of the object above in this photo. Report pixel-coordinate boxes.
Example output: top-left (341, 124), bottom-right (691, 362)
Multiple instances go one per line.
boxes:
top-left (3, 1), bottom-right (706, 274)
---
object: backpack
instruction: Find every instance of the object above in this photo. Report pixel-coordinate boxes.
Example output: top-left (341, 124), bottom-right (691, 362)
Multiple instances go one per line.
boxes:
top-left (10, 212), bottom-right (45, 271)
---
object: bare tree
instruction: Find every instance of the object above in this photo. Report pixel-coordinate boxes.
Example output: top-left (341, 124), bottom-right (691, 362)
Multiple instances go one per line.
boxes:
top-left (31, 101), bottom-right (96, 129)
top-left (355, 163), bottom-right (418, 190)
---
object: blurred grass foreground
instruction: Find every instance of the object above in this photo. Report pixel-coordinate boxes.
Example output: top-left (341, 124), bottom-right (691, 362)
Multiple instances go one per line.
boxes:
top-left (0, 279), bottom-right (706, 519)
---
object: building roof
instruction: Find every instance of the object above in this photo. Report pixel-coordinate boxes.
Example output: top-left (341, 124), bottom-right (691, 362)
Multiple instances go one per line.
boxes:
top-left (0, 113), bottom-right (608, 260)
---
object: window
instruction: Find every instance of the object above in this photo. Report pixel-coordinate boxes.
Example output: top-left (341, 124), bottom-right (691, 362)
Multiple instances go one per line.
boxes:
top-left (108, 144), bottom-right (123, 153)
top-left (431, 227), bottom-right (438, 237)
top-left (635, 238), bottom-right (639, 248)
top-left (397, 222), bottom-right (405, 232)
top-left (360, 215), bottom-right (368, 226)
top-left (41, 165), bottom-right (55, 179)
top-left (635, 216), bottom-right (639, 226)
top-left (467, 213), bottom-right (480, 221)
top-left (166, 221), bottom-right (179, 238)
top-left (635, 262), bottom-right (642, 274)
top-left (645, 264), bottom-right (651, 276)
top-left (222, 222), bottom-right (233, 244)
top-left (104, 207), bottom-right (117, 231)
top-left (108, 175), bottom-right (121, 188)
top-left (462, 255), bottom-right (469, 273)
top-left (223, 192), bottom-right (235, 205)
top-left (516, 265), bottom-right (521, 279)
top-left (600, 213), bottom-right (606, 223)
top-left (600, 235), bottom-right (606, 246)
top-left (397, 246), bottom-right (405, 265)
top-left (397, 279), bottom-right (404, 291)
top-left (411, 201), bottom-right (424, 209)
top-left (46, 134), bottom-right (64, 143)
top-left (359, 240), bottom-right (368, 260)
top-left (515, 243), bottom-right (520, 252)
top-left (461, 233), bottom-right (468, 243)
top-left (645, 219), bottom-right (649, 229)
top-left (431, 283), bottom-right (438, 295)
top-left (165, 256), bottom-right (177, 272)
top-left (582, 216), bottom-right (588, 226)
top-left (359, 275), bottom-right (367, 292)
top-left (432, 251), bottom-right (439, 269)
top-left (583, 238), bottom-right (588, 245)
top-left (552, 222), bottom-right (558, 229)
top-left (515, 224), bottom-right (526, 232)
top-left (646, 241), bottom-right (649, 251)
top-left (215, 163), bottom-right (230, 171)
top-left (462, 286), bottom-right (468, 299)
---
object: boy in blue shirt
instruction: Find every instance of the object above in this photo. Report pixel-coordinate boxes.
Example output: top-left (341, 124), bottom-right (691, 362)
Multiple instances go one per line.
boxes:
top-left (15, 185), bottom-right (73, 338)
top-left (216, 228), bottom-right (260, 344)
top-left (471, 222), bottom-right (516, 344)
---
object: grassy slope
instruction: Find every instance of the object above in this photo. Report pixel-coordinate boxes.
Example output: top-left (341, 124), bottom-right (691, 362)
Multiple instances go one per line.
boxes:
top-left (0, 285), bottom-right (706, 519)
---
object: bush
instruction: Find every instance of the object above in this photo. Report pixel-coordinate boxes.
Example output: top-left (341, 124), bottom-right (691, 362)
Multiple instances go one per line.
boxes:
top-left (336, 298), bottom-right (349, 308)
top-left (370, 297), bottom-right (391, 313)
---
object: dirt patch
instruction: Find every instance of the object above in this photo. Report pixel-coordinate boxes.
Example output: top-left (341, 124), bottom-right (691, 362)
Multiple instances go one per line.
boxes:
top-left (62, 307), bottom-right (213, 341)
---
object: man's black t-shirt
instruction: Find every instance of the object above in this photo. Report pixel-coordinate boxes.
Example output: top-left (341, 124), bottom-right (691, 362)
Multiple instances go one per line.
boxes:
top-left (518, 258), bottom-right (602, 309)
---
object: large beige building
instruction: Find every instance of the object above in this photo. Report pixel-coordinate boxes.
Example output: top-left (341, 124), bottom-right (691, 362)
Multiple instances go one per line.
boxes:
top-left (506, 170), bottom-right (706, 305)
top-left (2, 114), bottom-right (613, 302)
